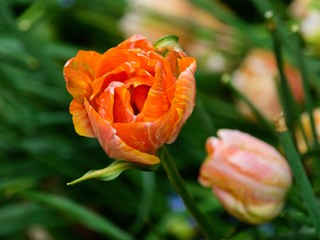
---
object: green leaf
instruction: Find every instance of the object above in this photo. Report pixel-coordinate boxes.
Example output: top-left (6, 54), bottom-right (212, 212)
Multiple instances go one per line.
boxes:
top-left (67, 160), bottom-right (159, 185)
top-left (154, 35), bottom-right (183, 55)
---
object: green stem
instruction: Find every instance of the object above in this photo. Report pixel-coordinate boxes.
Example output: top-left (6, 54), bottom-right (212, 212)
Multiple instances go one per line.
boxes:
top-left (268, 19), bottom-right (297, 131)
top-left (291, 26), bottom-right (320, 186)
top-left (160, 146), bottom-right (217, 239)
top-left (275, 116), bottom-right (320, 239)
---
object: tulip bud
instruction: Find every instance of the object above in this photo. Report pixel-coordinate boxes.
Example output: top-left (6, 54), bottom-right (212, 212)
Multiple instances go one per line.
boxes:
top-left (198, 129), bottom-right (292, 224)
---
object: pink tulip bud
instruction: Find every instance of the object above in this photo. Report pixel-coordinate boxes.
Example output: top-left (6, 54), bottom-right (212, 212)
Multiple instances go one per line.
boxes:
top-left (199, 129), bottom-right (292, 224)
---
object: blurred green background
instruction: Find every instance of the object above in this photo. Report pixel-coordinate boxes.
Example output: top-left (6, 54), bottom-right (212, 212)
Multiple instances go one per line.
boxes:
top-left (1, 0), bottom-right (320, 239)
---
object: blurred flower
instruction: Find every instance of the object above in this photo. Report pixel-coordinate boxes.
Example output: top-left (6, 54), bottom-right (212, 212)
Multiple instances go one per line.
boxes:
top-left (289, 0), bottom-right (312, 18)
top-left (231, 49), bottom-right (304, 120)
top-left (119, 0), bottom-right (237, 72)
top-left (289, 0), bottom-right (320, 54)
top-left (295, 108), bottom-right (320, 153)
top-left (63, 35), bottom-right (196, 166)
top-left (198, 129), bottom-right (292, 224)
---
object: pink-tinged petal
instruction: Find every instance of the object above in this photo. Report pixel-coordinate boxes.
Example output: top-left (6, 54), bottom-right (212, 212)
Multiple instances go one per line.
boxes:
top-left (139, 61), bottom-right (171, 121)
top-left (167, 59), bottom-right (196, 143)
top-left (69, 100), bottom-right (95, 137)
top-left (212, 186), bottom-right (284, 224)
top-left (199, 129), bottom-right (292, 224)
top-left (226, 149), bottom-right (291, 188)
top-left (206, 137), bottom-right (220, 155)
top-left (205, 147), bottom-right (286, 202)
top-left (64, 50), bottom-right (101, 101)
top-left (218, 129), bottom-right (284, 163)
top-left (85, 100), bottom-right (159, 165)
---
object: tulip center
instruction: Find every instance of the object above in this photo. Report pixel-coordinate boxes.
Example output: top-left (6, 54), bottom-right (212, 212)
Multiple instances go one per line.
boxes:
top-left (129, 85), bottom-right (150, 115)
top-left (112, 84), bottom-right (150, 123)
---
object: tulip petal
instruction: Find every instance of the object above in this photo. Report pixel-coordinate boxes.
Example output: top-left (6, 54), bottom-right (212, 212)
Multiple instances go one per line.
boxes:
top-left (218, 129), bottom-right (284, 163)
top-left (112, 122), bottom-right (158, 154)
top-left (139, 61), bottom-right (171, 121)
top-left (64, 50), bottom-right (101, 101)
top-left (113, 85), bottom-right (135, 123)
top-left (117, 34), bottom-right (154, 51)
top-left (167, 59), bottom-right (196, 143)
top-left (218, 129), bottom-right (292, 187)
top-left (69, 99), bottom-right (95, 137)
top-left (85, 100), bottom-right (159, 165)
top-left (92, 61), bottom-right (136, 98)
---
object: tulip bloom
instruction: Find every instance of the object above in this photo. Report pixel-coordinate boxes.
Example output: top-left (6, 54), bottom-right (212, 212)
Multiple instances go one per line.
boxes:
top-left (64, 35), bottom-right (196, 165)
top-left (199, 129), bottom-right (292, 224)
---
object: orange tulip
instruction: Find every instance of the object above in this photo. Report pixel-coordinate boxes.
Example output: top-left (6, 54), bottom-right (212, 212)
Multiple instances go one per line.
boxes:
top-left (199, 129), bottom-right (292, 224)
top-left (63, 35), bottom-right (196, 166)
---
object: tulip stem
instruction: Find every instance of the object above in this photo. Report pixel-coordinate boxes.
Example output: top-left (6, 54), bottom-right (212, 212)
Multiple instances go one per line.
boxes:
top-left (290, 25), bottom-right (320, 187)
top-left (275, 116), bottom-right (320, 239)
top-left (160, 146), bottom-right (217, 239)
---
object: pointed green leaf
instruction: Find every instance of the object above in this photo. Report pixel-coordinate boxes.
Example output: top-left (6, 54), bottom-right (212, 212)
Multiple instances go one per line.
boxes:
top-left (67, 160), bottom-right (159, 185)
top-left (154, 35), bottom-right (182, 55)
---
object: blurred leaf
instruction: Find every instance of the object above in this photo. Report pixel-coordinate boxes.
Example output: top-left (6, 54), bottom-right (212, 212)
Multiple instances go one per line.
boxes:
top-left (21, 191), bottom-right (135, 240)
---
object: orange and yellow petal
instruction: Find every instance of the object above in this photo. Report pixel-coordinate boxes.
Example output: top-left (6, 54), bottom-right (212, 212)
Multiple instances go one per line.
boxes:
top-left (139, 61), bottom-right (171, 121)
top-left (85, 100), bottom-right (159, 165)
top-left (69, 100), bottom-right (95, 137)
top-left (64, 50), bottom-right (101, 101)
top-left (167, 59), bottom-right (196, 143)
top-left (112, 122), bottom-right (158, 154)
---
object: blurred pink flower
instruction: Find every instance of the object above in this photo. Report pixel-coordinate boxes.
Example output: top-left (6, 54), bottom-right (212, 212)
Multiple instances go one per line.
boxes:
top-left (199, 129), bottom-right (292, 224)
top-left (231, 49), bottom-right (304, 120)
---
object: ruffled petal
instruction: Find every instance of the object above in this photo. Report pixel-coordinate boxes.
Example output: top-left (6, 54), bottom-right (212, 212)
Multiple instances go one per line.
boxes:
top-left (64, 50), bottom-right (101, 101)
top-left (167, 59), bottom-right (196, 143)
top-left (117, 35), bottom-right (154, 51)
top-left (138, 61), bottom-right (171, 121)
top-left (70, 99), bottom-right (95, 137)
top-left (113, 85), bottom-right (135, 123)
top-left (85, 100), bottom-right (159, 165)
top-left (112, 121), bottom-right (160, 154)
